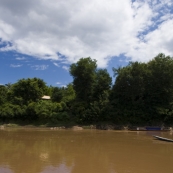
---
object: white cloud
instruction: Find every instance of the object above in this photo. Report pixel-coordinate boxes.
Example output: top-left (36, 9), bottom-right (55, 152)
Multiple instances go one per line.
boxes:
top-left (10, 64), bottom-right (23, 68)
top-left (62, 66), bottom-right (69, 71)
top-left (16, 57), bottom-right (26, 60)
top-left (53, 62), bottom-right (59, 67)
top-left (0, 19), bottom-right (15, 41)
top-left (56, 82), bottom-right (67, 88)
top-left (126, 19), bottom-right (173, 62)
top-left (61, 85), bottom-right (67, 88)
top-left (0, 0), bottom-right (173, 67)
top-left (31, 65), bottom-right (49, 70)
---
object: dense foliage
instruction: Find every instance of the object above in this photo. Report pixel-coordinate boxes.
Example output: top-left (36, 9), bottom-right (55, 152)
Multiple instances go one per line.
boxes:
top-left (1, 53), bottom-right (173, 126)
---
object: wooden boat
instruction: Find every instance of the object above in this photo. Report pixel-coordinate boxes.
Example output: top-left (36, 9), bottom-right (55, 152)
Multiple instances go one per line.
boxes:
top-left (153, 135), bottom-right (173, 142)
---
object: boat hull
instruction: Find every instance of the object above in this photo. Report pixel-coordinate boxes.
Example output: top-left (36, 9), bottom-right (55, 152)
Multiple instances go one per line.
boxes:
top-left (129, 126), bottom-right (170, 131)
top-left (153, 135), bottom-right (173, 142)
top-left (146, 127), bottom-right (161, 131)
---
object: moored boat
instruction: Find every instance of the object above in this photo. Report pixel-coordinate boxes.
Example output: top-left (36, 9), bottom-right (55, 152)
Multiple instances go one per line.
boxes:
top-left (153, 135), bottom-right (173, 142)
top-left (146, 127), bottom-right (161, 131)
top-left (129, 126), bottom-right (170, 131)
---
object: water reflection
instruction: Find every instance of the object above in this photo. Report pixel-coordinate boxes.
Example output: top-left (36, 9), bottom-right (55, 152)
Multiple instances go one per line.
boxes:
top-left (0, 129), bottom-right (173, 173)
top-left (0, 166), bottom-right (14, 173)
top-left (40, 164), bottom-right (74, 173)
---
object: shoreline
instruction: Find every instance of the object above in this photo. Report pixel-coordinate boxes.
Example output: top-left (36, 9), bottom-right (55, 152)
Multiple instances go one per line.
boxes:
top-left (0, 123), bottom-right (126, 130)
top-left (1, 123), bottom-right (172, 131)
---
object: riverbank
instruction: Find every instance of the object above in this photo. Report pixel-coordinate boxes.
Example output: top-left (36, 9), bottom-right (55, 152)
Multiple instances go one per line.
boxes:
top-left (1, 123), bottom-right (172, 131)
top-left (0, 123), bottom-right (127, 130)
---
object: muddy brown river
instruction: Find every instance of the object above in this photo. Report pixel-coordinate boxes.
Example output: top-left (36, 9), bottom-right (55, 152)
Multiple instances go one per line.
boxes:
top-left (0, 129), bottom-right (173, 173)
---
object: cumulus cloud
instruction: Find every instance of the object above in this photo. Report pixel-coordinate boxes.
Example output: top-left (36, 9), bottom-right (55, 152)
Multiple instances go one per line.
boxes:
top-left (0, 0), bottom-right (173, 67)
top-left (31, 65), bottom-right (49, 70)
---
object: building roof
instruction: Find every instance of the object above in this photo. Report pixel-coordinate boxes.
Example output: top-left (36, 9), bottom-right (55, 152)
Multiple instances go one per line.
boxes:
top-left (41, 95), bottom-right (51, 100)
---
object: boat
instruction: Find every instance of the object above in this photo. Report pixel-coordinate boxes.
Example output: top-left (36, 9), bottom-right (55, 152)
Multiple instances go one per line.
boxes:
top-left (153, 135), bottom-right (173, 142)
top-left (129, 126), bottom-right (170, 131)
top-left (146, 127), bottom-right (161, 131)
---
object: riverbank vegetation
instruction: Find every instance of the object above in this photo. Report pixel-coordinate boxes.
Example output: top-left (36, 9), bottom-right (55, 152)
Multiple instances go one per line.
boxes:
top-left (1, 53), bottom-right (173, 126)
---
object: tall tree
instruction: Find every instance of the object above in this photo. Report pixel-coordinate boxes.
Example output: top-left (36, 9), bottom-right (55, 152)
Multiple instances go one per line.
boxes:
top-left (146, 54), bottom-right (173, 107)
top-left (110, 62), bottom-right (148, 124)
top-left (69, 57), bottom-right (97, 103)
top-left (110, 53), bottom-right (173, 125)
top-left (93, 69), bottom-right (112, 101)
top-left (145, 54), bottom-right (173, 124)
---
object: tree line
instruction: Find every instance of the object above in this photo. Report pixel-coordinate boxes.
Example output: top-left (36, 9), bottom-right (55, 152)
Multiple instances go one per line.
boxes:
top-left (1, 53), bottom-right (173, 126)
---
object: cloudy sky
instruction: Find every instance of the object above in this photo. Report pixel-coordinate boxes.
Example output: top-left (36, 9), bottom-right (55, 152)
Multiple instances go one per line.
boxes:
top-left (0, 0), bottom-right (173, 86)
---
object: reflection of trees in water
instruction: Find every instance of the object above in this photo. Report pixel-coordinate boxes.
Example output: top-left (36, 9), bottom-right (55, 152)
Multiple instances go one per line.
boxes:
top-left (2, 130), bottom-right (173, 173)
top-left (0, 130), bottom-right (116, 173)
top-left (0, 166), bottom-right (14, 173)
top-left (0, 130), bottom-right (74, 173)
top-left (40, 164), bottom-right (74, 173)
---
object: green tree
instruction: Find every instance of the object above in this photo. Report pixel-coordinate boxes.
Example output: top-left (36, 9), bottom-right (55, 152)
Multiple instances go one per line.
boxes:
top-left (145, 54), bottom-right (173, 124)
top-left (70, 57), bottom-right (97, 103)
top-left (0, 103), bottom-right (26, 121)
top-left (147, 54), bottom-right (173, 106)
top-left (93, 69), bottom-right (112, 101)
top-left (5, 83), bottom-right (12, 90)
top-left (0, 85), bottom-right (8, 105)
top-left (70, 58), bottom-right (113, 123)
top-left (110, 53), bottom-right (173, 125)
top-left (89, 69), bottom-right (112, 122)
top-left (51, 87), bottom-right (64, 102)
top-left (51, 84), bottom-right (75, 103)
top-left (10, 78), bottom-right (47, 105)
top-left (62, 84), bottom-right (76, 103)
top-left (110, 62), bottom-right (148, 125)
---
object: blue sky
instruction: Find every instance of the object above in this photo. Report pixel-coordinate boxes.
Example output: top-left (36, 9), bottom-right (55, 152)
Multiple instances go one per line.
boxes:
top-left (0, 50), bottom-right (128, 86)
top-left (0, 50), bottom-right (73, 86)
top-left (0, 0), bottom-right (173, 86)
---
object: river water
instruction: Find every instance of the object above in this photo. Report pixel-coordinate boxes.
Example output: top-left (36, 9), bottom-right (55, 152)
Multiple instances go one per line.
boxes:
top-left (0, 129), bottom-right (173, 173)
